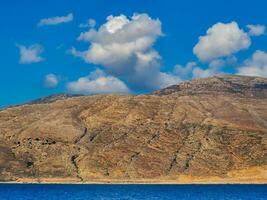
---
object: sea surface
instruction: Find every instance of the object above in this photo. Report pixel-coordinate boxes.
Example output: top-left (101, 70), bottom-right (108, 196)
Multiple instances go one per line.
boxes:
top-left (0, 184), bottom-right (266, 200)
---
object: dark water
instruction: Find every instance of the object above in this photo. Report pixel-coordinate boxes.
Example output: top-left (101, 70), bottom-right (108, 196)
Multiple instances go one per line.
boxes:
top-left (0, 184), bottom-right (266, 200)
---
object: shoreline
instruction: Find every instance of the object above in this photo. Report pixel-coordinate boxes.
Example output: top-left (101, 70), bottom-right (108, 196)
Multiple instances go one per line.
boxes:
top-left (2, 166), bottom-right (266, 184)
top-left (1, 166), bottom-right (266, 185)
top-left (1, 182), bottom-right (266, 185)
top-left (1, 178), bottom-right (266, 185)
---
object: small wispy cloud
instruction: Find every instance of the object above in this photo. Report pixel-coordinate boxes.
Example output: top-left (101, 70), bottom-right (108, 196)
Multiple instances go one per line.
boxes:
top-left (38, 13), bottom-right (73, 27)
top-left (246, 24), bottom-right (266, 36)
top-left (79, 18), bottom-right (96, 28)
top-left (44, 74), bottom-right (59, 88)
top-left (17, 44), bottom-right (44, 64)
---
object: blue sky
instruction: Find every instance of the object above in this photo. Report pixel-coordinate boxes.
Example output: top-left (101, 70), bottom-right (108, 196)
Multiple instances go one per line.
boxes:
top-left (1, 0), bottom-right (267, 107)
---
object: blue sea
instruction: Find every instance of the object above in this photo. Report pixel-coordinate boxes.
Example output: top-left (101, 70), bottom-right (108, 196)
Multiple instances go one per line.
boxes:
top-left (0, 184), bottom-right (266, 200)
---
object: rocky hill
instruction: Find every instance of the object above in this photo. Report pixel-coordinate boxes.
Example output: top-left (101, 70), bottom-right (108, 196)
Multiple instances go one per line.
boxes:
top-left (154, 75), bottom-right (267, 98)
top-left (0, 75), bottom-right (266, 183)
top-left (28, 94), bottom-right (83, 105)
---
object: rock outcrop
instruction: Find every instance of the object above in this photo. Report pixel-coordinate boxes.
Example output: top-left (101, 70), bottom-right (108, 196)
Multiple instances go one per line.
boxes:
top-left (0, 75), bottom-right (266, 183)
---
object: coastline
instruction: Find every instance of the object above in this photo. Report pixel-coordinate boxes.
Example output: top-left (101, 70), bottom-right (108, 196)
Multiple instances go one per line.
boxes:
top-left (2, 177), bottom-right (266, 185)
top-left (2, 180), bottom-right (267, 185)
top-left (2, 166), bottom-right (266, 184)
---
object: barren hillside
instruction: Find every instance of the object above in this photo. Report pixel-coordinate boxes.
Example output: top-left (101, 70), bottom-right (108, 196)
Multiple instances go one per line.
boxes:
top-left (0, 75), bottom-right (266, 183)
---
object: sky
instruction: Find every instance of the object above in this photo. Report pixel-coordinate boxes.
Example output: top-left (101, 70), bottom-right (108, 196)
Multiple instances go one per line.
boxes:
top-left (1, 0), bottom-right (267, 107)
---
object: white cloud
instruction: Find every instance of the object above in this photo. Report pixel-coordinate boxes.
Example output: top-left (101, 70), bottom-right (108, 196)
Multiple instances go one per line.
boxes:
top-left (38, 13), bottom-right (73, 27)
top-left (174, 62), bottom-right (197, 77)
top-left (208, 59), bottom-right (225, 68)
top-left (71, 13), bottom-right (174, 90)
top-left (44, 74), bottom-right (59, 88)
top-left (173, 60), bottom-right (223, 79)
top-left (193, 22), bottom-right (251, 61)
top-left (79, 18), bottom-right (96, 28)
top-left (158, 72), bottom-right (181, 87)
top-left (247, 24), bottom-right (266, 36)
top-left (174, 58), bottom-right (234, 79)
top-left (192, 67), bottom-right (219, 79)
top-left (67, 69), bottom-right (130, 94)
top-left (17, 44), bottom-right (44, 64)
top-left (191, 57), bottom-right (238, 78)
top-left (237, 50), bottom-right (267, 77)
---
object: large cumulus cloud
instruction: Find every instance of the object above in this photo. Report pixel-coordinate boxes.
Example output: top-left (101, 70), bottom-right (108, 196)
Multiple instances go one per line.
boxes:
top-left (193, 22), bottom-right (251, 61)
top-left (70, 13), bottom-right (180, 91)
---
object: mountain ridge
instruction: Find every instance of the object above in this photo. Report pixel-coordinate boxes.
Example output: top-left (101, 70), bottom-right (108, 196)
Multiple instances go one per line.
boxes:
top-left (154, 75), bottom-right (267, 97)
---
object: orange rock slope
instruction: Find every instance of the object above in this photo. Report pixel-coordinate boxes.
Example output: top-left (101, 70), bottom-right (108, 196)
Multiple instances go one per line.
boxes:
top-left (0, 75), bottom-right (266, 183)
